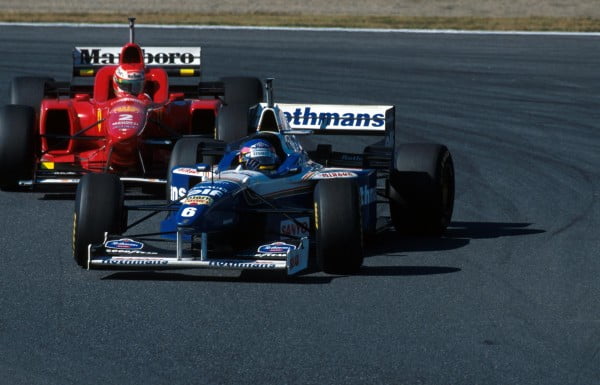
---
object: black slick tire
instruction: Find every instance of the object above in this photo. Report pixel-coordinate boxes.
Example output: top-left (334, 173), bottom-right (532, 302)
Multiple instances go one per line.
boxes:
top-left (73, 173), bottom-right (125, 267)
top-left (313, 179), bottom-right (363, 274)
top-left (389, 143), bottom-right (455, 235)
top-left (9, 76), bottom-right (54, 111)
top-left (166, 137), bottom-right (224, 201)
top-left (0, 105), bottom-right (36, 190)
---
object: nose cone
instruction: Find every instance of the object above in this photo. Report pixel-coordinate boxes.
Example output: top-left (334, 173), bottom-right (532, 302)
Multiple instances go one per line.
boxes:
top-left (176, 203), bottom-right (209, 227)
top-left (175, 181), bottom-right (240, 231)
top-left (107, 99), bottom-right (147, 142)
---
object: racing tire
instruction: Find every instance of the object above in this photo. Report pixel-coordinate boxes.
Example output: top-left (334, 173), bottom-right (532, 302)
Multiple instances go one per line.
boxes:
top-left (73, 173), bottom-right (125, 267)
top-left (388, 143), bottom-right (455, 236)
top-left (9, 76), bottom-right (54, 112)
top-left (313, 179), bottom-right (364, 274)
top-left (0, 105), bottom-right (36, 190)
top-left (166, 137), bottom-right (224, 201)
top-left (216, 77), bottom-right (263, 143)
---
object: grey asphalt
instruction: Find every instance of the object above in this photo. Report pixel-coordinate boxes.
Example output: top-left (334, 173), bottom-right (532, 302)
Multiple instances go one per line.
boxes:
top-left (0, 25), bottom-right (599, 385)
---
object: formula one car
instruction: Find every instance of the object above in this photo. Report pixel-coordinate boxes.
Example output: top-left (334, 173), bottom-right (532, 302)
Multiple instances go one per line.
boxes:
top-left (72, 80), bottom-right (455, 275)
top-left (0, 18), bottom-right (262, 190)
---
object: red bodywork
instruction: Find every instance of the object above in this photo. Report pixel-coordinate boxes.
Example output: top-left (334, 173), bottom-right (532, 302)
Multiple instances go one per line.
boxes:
top-left (37, 43), bottom-right (220, 180)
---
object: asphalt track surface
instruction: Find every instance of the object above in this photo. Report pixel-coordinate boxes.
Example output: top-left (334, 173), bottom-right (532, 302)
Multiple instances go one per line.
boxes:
top-left (0, 25), bottom-right (599, 385)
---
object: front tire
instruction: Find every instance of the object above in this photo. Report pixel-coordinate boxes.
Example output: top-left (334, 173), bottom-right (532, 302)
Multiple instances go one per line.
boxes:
top-left (389, 143), bottom-right (455, 235)
top-left (73, 173), bottom-right (125, 267)
top-left (314, 179), bottom-right (363, 274)
top-left (166, 137), bottom-right (225, 201)
top-left (0, 105), bottom-right (36, 190)
top-left (9, 76), bottom-right (54, 111)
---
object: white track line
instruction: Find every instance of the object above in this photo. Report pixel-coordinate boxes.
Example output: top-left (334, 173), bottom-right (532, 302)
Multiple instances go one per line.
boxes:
top-left (1, 21), bottom-right (600, 36)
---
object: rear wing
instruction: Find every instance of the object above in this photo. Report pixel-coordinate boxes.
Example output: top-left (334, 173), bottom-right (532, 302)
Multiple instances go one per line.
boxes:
top-left (72, 46), bottom-right (202, 77)
top-left (277, 103), bottom-right (394, 147)
top-left (252, 103), bottom-right (395, 169)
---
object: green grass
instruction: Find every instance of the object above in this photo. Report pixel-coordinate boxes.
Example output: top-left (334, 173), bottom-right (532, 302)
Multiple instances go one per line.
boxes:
top-left (2, 12), bottom-right (600, 32)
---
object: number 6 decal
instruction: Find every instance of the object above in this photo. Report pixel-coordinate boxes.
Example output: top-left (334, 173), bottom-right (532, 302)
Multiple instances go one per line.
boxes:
top-left (181, 207), bottom-right (197, 217)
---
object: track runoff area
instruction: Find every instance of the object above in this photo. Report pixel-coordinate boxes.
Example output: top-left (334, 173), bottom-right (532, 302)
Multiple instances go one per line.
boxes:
top-left (1, 21), bottom-right (600, 36)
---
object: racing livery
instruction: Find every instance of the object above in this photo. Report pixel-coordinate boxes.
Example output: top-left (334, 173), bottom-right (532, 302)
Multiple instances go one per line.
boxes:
top-left (0, 18), bottom-right (262, 190)
top-left (73, 79), bottom-right (455, 276)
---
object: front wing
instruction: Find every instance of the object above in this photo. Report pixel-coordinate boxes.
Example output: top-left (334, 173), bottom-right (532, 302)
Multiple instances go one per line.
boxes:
top-left (87, 234), bottom-right (309, 276)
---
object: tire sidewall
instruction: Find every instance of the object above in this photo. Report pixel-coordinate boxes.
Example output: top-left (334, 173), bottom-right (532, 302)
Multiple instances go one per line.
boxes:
top-left (10, 76), bottom-right (54, 112)
top-left (389, 143), bottom-right (455, 235)
top-left (0, 105), bottom-right (36, 189)
top-left (73, 174), bottom-right (124, 266)
top-left (314, 178), bottom-right (363, 274)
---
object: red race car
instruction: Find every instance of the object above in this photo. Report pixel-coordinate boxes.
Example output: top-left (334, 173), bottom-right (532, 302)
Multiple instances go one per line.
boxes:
top-left (0, 18), bottom-right (262, 191)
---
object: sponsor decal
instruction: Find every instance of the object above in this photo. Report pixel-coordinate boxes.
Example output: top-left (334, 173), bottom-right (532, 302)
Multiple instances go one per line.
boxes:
top-left (208, 261), bottom-right (277, 269)
top-left (111, 97), bottom-right (145, 105)
top-left (106, 239), bottom-right (144, 250)
top-left (188, 181), bottom-right (237, 198)
top-left (280, 217), bottom-right (310, 237)
top-left (173, 167), bottom-right (211, 177)
top-left (312, 171), bottom-right (357, 179)
top-left (281, 105), bottom-right (386, 129)
top-left (100, 257), bottom-right (168, 265)
top-left (112, 105), bottom-right (142, 113)
top-left (341, 154), bottom-right (363, 162)
top-left (255, 253), bottom-right (287, 258)
top-left (360, 185), bottom-right (377, 206)
top-left (257, 242), bottom-right (296, 254)
top-left (183, 195), bottom-right (213, 206)
top-left (170, 186), bottom-right (187, 201)
top-left (174, 167), bottom-right (198, 175)
top-left (106, 249), bottom-right (159, 255)
top-left (75, 47), bottom-right (201, 66)
top-left (188, 188), bottom-right (224, 198)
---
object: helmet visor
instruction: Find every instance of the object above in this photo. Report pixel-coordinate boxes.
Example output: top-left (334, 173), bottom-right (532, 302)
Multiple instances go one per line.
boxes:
top-left (115, 77), bottom-right (144, 95)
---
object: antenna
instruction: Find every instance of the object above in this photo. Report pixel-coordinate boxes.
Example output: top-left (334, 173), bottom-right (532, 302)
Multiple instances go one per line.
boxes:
top-left (128, 17), bottom-right (136, 43)
top-left (265, 78), bottom-right (274, 108)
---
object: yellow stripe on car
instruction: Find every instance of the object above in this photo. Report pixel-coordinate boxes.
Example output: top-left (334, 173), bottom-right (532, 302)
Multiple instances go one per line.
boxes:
top-left (97, 109), bottom-right (102, 133)
top-left (180, 69), bottom-right (195, 76)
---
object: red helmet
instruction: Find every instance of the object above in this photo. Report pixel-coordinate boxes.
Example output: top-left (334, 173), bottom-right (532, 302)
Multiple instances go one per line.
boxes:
top-left (113, 64), bottom-right (145, 96)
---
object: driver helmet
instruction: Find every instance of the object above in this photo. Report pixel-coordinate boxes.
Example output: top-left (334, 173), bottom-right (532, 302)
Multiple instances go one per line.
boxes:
top-left (112, 64), bottom-right (145, 97)
top-left (239, 138), bottom-right (280, 171)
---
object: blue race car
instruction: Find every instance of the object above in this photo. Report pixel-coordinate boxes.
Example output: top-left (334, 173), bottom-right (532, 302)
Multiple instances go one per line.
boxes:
top-left (72, 80), bottom-right (455, 275)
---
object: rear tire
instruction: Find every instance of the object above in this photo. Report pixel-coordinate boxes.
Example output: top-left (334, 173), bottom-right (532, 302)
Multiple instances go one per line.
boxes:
top-left (0, 105), bottom-right (36, 190)
top-left (314, 179), bottom-right (363, 274)
top-left (73, 173), bottom-right (125, 267)
top-left (9, 76), bottom-right (54, 111)
top-left (166, 137), bottom-right (224, 201)
top-left (216, 77), bottom-right (263, 143)
top-left (389, 143), bottom-right (455, 235)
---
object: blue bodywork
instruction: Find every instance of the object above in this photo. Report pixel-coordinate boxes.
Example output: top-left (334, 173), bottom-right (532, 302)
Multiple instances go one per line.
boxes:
top-left (161, 130), bottom-right (377, 247)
